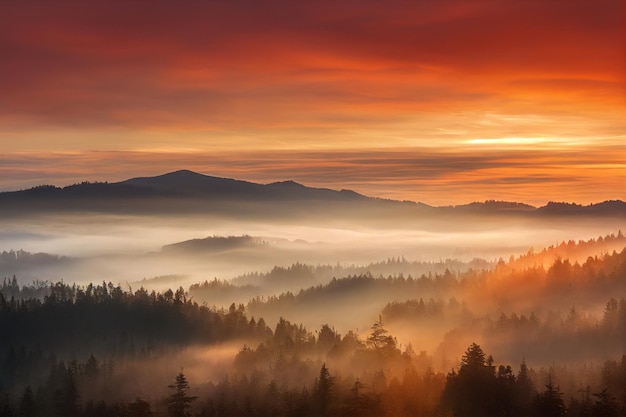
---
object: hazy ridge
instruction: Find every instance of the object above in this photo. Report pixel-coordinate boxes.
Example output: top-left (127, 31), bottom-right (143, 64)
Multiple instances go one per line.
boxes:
top-left (1, 170), bottom-right (624, 218)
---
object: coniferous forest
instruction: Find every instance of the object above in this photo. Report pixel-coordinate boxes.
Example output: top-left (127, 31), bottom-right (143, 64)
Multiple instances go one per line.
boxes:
top-left (3, 0), bottom-right (626, 415)
top-left (1, 233), bottom-right (625, 417)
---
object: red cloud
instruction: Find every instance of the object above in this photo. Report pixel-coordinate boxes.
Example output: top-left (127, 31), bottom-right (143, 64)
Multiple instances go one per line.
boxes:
top-left (0, 0), bottom-right (623, 133)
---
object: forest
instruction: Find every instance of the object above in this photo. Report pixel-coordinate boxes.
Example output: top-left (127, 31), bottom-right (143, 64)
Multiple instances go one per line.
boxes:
top-left (1, 234), bottom-right (625, 416)
top-left (3, 0), bottom-right (626, 414)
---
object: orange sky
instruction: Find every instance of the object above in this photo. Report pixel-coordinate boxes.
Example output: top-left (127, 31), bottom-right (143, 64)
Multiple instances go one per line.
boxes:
top-left (0, 1), bottom-right (624, 205)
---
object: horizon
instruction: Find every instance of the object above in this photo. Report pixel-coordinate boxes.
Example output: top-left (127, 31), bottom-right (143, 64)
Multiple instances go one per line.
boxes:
top-left (2, 167), bottom-right (624, 208)
top-left (1, 1), bottom-right (625, 205)
top-left (1, 149), bottom-right (624, 206)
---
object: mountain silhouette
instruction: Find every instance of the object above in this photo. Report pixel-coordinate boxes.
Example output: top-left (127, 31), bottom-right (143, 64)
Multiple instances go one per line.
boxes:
top-left (119, 170), bottom-right (263, 196)
top-left (537, 200), bottom-right (626, 215)
top-left (0, 170), bottom-right (624, 218)
top-left (0, 170), bottom-right (367, 202)
top-left (118, 169), bottom-right (367, 201)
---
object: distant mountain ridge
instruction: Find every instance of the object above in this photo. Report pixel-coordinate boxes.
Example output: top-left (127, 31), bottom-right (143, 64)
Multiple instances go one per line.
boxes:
top-left (118, 169), bottom-right (366, 201)
top-left (0, 170), bottom-right (367, 203)
top-left (0, 169), bottom-right (624, 217)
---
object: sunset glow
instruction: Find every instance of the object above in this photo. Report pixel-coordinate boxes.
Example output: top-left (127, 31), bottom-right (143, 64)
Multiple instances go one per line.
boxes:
top-left (1, 0), bottom-right (624, 204)
top-left (2, 3), bottom-right (626, 412)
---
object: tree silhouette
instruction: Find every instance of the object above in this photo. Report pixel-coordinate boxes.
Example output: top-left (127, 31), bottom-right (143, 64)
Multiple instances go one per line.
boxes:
top-left (316, 363), bottom-right (333, 416)
top-left (317, 324), bottom-right (340, 353)
top-left (534, 373), bottom-right (566, 417)
top-left (367, 315), bottom-right (396, 353)
top-left (19, 386), bottom-right (35, 417)
top-left (591, 388), bottom-right (619, 417)
top-left (128, 396), bottom-right (153, 417)
top-left (167, 372), bottom-right (197, 417)
top-left (514, 359), bottom-right (535, 415)
top-left (0, 385), bottom-right (11, 417)
top-left (54, 364), bottom-right (80, 417)
top-left (441, 343), bottom-right (497, 416)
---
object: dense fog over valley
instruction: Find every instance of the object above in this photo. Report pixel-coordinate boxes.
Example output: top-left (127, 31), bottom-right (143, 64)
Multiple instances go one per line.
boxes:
top-left (1, 171), bottom-right (625, 416)
top-left (1, 205), bottom-right (621, 289)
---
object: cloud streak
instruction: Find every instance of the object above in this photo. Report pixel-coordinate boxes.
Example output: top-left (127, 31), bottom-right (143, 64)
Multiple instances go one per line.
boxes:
top-left (0, 1), bottom-right (624, 150)
top-left (1, 149), bottom-right (623, 206)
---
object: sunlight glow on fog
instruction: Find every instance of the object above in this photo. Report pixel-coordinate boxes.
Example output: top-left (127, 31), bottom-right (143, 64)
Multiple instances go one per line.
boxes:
top-left (1, 212), bottom-right (621, 287)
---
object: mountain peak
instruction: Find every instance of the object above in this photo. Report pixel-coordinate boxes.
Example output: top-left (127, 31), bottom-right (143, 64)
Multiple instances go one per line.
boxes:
top-left (267, 180), bottom-right (305, 188)
top-left (118, 170), bottom-right (263, 196)
top-left (144, 169), bottom-right (209, 179)
top-left (165, 169), bottom-right (202, 175)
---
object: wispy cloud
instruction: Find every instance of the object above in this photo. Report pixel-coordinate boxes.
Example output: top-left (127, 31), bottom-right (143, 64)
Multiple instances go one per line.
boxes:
top-left (0, 1), bottom-right (623, 151)
top-left (1, 149), bottom-right (623, 206)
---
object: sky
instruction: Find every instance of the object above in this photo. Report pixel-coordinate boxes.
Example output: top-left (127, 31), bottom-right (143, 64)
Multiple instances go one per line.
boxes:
top-left (1, 0), bottom-right (624, 205)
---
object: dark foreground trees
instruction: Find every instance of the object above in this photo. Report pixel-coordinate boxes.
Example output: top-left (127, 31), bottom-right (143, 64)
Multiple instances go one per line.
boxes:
top-left (315, 363), bottom-right (333, 416)
top-left (1, 341), bottom-right (625, 417)
top-left (128, 397), bottom-right (153, 417)
top-left (439, 343), bottom-right (626, 417)
top-left (442, 343), bottom-right (567, 417)
top-left (2, 274), bottom-right (626, 417)
top-left (167, 372), bottom-right (197, 417)
top-left (534, 373), bottom-right (566, 417)
top-left (441, 343), bottom-right (498, 416)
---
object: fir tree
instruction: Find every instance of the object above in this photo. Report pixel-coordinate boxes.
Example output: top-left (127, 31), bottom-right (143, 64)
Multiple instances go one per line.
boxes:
top-left (167, 372), bottom-right (197, 417)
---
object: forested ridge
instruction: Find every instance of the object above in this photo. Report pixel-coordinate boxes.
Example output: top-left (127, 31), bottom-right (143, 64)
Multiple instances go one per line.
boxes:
top-left (1, 235), bottom-right (625, 416)
top-left (243, 244), bottom-right (626, 358)
top-left (0, 281), bottom-right (271, 365)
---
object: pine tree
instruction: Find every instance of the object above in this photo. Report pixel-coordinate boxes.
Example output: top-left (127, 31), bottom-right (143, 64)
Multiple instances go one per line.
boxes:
top-left (19, 386), bottom-right (36, 417)
top-left (316, 363), bottom-right (333, 416)
top-left (515, 359), bottom-right (535, 415)
top-left (534, 374), bottom-right (566, 417)
top-left (367, 315), bottom-right (395, 351)
top-left (167, 372), bottom-right (197, 417)
top-left (441, 343), bottom-right (498, 416)
top-left (591, 388), bottom-right (619, 417)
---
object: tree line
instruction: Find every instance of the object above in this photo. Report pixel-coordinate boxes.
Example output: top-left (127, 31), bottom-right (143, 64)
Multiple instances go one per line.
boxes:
top-left (2, 340), bottom-right (623, 416)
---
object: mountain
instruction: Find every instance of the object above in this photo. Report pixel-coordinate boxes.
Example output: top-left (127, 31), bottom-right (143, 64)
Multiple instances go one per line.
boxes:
top-left (0, 170), bottom-right (624, 218)
top-left (445, 200), bottom-right (536, 213)
top-left (119, 170), bottom-right (264, 197)
top-left (537, 200), bottom-right (626, 215)
top-left (1, 170), bottom-right (368, 202)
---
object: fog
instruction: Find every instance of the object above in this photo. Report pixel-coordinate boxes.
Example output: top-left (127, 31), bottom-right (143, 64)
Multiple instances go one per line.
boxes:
top-left (2, 210), bottom-right (624, 356)
top-left (1, 211), bottom-right (621, 291)
top-left (1, 206), bottom-right (625, 416)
